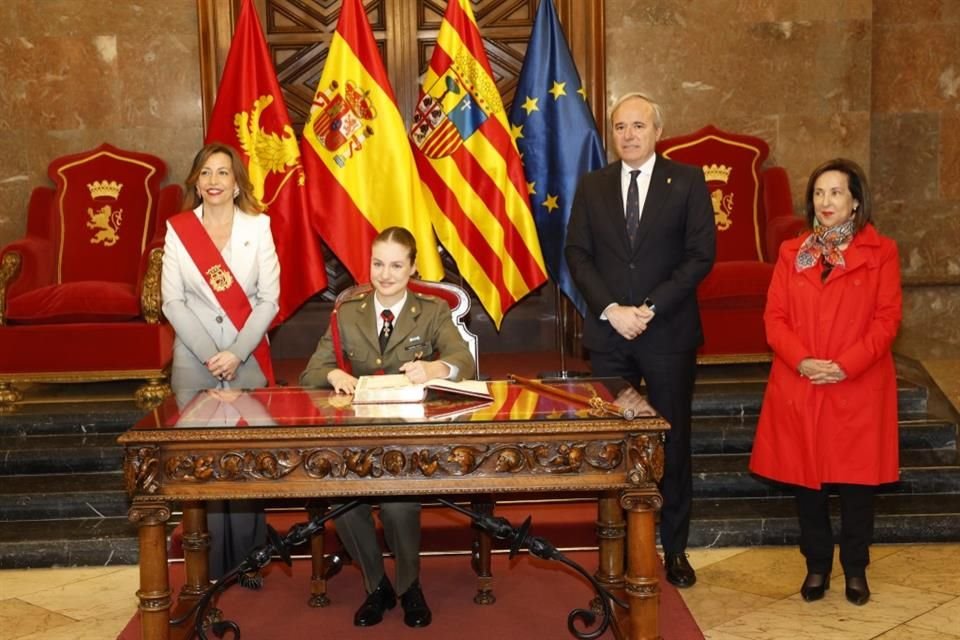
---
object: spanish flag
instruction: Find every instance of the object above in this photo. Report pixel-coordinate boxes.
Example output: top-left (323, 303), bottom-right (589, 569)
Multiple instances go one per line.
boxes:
top-left (205, 0), bottom-right (327, 322)
top-left (300, 0), bottom-right (443, 283)
top-left (410, 0), bottom-right (547, 329)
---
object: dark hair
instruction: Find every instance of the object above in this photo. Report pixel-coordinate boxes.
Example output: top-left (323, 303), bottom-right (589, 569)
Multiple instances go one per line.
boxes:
top-left (804, 158), bottom-right (872, 232)
top-left (373, 226), bottom-right (418, 266)
top-left (181, 143), bottom-right (263, 214)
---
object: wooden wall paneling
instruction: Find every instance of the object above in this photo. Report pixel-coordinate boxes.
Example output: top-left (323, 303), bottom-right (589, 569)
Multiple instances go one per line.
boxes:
top-left (197, 0), bottom-right (243, 136)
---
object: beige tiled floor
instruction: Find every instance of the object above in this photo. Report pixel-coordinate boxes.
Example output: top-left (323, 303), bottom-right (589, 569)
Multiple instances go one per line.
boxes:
top-left (2, 545), bottom-right (960, 639)
top-left (684, 544), bottom-right (960, 640)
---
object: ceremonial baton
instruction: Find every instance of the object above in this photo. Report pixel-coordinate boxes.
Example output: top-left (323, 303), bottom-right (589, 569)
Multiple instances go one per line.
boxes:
top-left (508, 374), bottom-right (636, 420)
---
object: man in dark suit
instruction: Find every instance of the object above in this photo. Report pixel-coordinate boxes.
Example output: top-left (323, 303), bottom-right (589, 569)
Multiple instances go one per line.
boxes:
top-left (566, 92), bottom-right (716, 588)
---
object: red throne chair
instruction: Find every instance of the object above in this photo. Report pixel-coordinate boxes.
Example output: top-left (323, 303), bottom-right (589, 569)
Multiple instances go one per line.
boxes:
top-left (0, 143), bottom-right (183, 406)
top-left (656, 125), bottom-right (806, 357)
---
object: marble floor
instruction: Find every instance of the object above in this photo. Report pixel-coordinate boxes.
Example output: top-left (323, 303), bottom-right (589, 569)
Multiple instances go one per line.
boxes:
top-left (1, 544), bottom-right (959, 639)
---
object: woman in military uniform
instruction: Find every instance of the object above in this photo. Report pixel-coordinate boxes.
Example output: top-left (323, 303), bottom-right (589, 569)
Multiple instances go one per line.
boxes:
top-left (300, 226), bottom-right (475, 628)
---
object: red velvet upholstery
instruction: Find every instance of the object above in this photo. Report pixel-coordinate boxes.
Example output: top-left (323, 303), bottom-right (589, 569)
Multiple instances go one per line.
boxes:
top-left (0, 143), bottom-right (182, 405)
top-left (657, 125), bottom-right (805, 356)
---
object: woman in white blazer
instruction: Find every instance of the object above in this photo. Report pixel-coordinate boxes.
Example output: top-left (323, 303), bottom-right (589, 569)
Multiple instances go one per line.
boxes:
top-left (161, 143), bottom-right (280, 585)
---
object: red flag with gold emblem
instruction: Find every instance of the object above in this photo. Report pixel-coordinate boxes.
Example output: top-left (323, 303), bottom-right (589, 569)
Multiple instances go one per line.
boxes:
top-left (205, 0), bottom-right (327, 323)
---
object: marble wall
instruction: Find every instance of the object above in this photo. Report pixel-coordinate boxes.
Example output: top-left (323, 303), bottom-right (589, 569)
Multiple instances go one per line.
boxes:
top-left (605, 0), bottom-right (960, 358)
top-left (872, 1), bottom-right (960, 358)
top-left (0, 0), bottom-right (205, 249)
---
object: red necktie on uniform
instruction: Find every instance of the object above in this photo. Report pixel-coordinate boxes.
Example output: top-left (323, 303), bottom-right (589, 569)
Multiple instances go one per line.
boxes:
top-left (379, 309), bottom-right (394, 353)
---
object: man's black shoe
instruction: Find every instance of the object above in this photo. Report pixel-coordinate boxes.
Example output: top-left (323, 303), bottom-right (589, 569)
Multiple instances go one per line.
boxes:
top-left (664, 553), bottom-right (697, 588)
top-left (353, 576), bottom-right (397, 627)
top-left (400, 580), bottom-right (432, 628)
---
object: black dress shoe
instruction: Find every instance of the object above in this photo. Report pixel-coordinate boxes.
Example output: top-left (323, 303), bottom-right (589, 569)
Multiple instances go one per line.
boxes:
top-left (664, 553), bottom-right (697, 588)
top-left (400, 580), bottom-right (432, 628)
top-left (354, 576), bottom-right (397, 627)
top-left (845, 575), bottom-right (870, 605)
top-left (800, 572), bottom-right (830, 602)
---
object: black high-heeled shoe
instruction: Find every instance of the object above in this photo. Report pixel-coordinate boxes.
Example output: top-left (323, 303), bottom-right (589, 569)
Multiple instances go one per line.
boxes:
top-left (800, 572), bottom-right (830, 602)
top-left (845, 575), bottom-right (870, 605)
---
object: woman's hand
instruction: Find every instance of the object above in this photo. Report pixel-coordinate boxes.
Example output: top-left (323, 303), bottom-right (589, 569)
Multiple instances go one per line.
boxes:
top-left (798, 358), bottom-right (847, 384)
top-left (400, 360), bottom-right (450, 384)
top-left (206, 351), bottom-right (241, 381)
top-left (327, 369), bottom-right (358, 394)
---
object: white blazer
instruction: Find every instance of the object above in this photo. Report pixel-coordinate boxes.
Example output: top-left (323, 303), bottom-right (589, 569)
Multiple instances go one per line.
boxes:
top-left (161, 206), bottom-right (280, 388)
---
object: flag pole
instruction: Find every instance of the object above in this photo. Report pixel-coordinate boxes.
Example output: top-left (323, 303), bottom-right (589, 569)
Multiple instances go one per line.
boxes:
top-left (540, 283), bottom-right (589, 380)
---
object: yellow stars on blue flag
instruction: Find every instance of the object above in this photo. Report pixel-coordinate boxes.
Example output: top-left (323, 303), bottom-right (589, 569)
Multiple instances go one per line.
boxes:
top-left (542, 194), bottom-right (560, 213)
top-left (521, 96), bottom-right (540, 115)
top-left (507, 0), bottom-right (606, 316)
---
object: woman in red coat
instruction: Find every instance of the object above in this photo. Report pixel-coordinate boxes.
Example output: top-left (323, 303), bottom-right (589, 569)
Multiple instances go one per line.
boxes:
top-left (749, 158), bottom-right (902, 607)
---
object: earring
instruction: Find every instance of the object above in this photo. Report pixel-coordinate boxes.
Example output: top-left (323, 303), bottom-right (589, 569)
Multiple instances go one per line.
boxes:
top-left (233, 186), bottom-right (240, 198)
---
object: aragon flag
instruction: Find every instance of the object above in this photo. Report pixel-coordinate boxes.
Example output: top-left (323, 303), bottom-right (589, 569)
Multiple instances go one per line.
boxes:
top-left (410, 0), bottom-right (548, 329)
top-left (300, 0), bottom-right (443, 283)
top-left (508, 0), bottom-right (606, 318)
top-left (204, 0), bottom-right (327, 323)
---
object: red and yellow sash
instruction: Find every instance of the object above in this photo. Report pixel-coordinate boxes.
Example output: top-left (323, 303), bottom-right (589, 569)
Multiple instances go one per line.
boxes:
top-left (170, 211), bottom-right (275, 386)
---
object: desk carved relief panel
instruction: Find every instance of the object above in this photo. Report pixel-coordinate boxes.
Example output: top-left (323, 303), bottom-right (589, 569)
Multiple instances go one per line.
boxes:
top-left (123, 433), bottom-right (664, 496)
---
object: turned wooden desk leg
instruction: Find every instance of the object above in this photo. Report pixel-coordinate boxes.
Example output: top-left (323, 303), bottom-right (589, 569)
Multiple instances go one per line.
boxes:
top-left (309, 519), bottom-right (330, 607)
top-left (621, 491), bottom-right (663, 640)
top-left (130, 501), bottom-right (172, 640)
top-left (595, 490), bottom-right (627, 595)
top-left (470, 499), bottom-right (495, 605)
top-left (180, 501), bottom-right (209, 603)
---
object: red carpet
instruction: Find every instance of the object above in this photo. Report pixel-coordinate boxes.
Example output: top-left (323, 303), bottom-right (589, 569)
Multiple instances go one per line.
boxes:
top-left (119, 552), bottom-right (703, 639)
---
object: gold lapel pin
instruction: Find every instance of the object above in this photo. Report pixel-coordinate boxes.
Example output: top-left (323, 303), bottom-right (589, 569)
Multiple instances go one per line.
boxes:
top-left (667, 177), bottom-right (672, 184)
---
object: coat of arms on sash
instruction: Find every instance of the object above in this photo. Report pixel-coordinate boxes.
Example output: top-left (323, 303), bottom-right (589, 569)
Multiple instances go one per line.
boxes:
top-left (308, 80), bottom-right (377, 168)
top-left (206, 264), bottom-right (234, 293)
top-left (409, 58), bottom-right (497, 159)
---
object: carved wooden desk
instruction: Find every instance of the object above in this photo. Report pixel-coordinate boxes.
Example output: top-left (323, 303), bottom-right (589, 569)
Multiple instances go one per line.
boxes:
top-left (119, 379), bottom-right (668, 640)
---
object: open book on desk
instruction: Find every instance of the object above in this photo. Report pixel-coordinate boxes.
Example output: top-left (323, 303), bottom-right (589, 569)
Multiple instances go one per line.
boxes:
top-left (352, 374), bottom-right (492, 404)
top-left (352, 396), bottom-right (493, 421)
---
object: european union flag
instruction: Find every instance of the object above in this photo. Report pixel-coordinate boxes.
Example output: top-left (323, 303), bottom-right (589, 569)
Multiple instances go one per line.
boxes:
top-left (509, 0), bottom-right (605, 317)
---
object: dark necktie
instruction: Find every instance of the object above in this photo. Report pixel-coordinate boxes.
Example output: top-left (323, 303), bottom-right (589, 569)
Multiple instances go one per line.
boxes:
top-left (379, 309), bottom-right (394, 353)
top-left (626, 169), bottom-right (641, 246)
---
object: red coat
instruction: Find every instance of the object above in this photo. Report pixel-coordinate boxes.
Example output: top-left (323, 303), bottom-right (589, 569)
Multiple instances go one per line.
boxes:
top-left (749, 224), bottom-right (902, 489)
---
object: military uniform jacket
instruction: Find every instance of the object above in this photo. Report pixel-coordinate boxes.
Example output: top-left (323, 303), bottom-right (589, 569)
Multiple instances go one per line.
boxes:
top-left (300, 289), bottom-right (476, 387)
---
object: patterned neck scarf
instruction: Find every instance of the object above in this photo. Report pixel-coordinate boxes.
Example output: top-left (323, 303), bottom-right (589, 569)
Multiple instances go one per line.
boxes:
top-left (795, 219), bottom-right (857, 272)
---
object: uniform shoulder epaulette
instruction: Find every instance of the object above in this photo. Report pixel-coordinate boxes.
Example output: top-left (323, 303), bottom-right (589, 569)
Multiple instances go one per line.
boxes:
top-left (413, 290), bottom-right (441, 303)
top-left (337, 285), bottom-right (374, 307)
